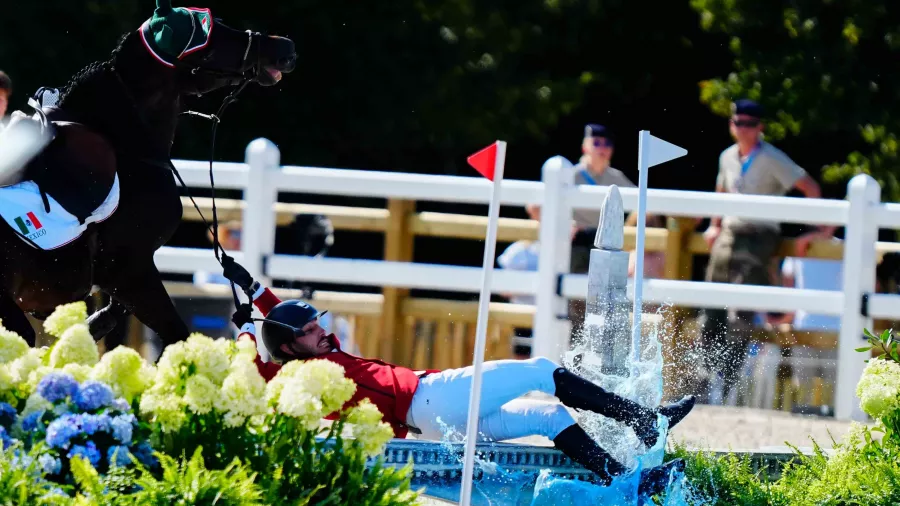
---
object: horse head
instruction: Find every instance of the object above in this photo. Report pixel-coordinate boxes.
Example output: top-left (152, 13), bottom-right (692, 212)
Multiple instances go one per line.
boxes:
top-left (140, 0), bottom-right (296, 95)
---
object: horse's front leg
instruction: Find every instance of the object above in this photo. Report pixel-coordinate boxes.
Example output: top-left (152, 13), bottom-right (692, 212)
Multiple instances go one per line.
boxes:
top-left (103, 259), bottom-right (189, 349)
top-left (86, 292), bottom-right (132, 351)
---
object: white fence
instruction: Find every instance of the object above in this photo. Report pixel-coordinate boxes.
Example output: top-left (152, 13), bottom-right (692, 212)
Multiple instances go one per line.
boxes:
top-left (158, 138), bottom-right (900, 422)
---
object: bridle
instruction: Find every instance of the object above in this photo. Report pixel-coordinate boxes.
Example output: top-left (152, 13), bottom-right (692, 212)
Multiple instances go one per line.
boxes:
top-left (166, 26), bottom-right (268, 309)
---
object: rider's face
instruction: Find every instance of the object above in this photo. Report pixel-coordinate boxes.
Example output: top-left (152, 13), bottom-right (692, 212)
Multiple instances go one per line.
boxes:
top-left (0, 90), bottom-right (8, 118)
top-left (281, 319), bottom-right (330, 357)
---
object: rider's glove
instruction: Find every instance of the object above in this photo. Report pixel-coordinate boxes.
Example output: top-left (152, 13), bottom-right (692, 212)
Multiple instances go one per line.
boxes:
top-left (232, 303), bottom-right (254, 329)
top-left (221, 254), bottom-right (256, 294)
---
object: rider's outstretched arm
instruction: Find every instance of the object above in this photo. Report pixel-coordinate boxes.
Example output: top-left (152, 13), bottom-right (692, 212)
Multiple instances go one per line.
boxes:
top-left (247, 281), bottom-right (283, 315)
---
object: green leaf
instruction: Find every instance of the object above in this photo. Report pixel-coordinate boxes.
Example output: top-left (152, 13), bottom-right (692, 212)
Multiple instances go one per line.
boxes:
top-left (856, 346), bottom-right (873, 352)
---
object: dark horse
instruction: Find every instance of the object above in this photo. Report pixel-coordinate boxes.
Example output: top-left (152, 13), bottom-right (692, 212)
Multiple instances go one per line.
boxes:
top-left (0, 1), bottom-right (295, 348)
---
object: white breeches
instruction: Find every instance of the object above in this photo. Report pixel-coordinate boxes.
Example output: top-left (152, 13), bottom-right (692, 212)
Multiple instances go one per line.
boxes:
top-left (406, 357), bottom-right (576, 442)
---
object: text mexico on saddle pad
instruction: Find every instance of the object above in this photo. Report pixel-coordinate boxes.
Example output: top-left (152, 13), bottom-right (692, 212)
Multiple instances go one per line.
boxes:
top-left (0, 176), bottom-right (120, 250)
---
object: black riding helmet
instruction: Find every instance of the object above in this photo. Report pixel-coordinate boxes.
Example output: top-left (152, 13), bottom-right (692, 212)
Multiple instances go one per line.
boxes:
top-left (262, 300), bottom-right (328, 363)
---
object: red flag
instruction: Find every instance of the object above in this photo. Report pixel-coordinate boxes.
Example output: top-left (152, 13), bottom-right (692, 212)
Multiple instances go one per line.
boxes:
top-left (467, 142), bottom-right (498, 181)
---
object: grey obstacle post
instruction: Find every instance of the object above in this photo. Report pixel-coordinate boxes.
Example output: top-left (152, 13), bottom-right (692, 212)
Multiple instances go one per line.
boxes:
top-left (579, 184), bottom-right (633, 378)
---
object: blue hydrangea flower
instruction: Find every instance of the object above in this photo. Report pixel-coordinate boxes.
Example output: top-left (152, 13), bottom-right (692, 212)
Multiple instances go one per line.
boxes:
top-left (0, 402), bottom-right (17, 429)
top-left (37, 372), bottom-right (79, 403)
top-left (74, 381), bottom-right (114, 412)
top-left (41, 488), bottom-right (67, 499)
top-left (110, 414), bottom-right (135, 444)
top-left (107, 445), bottom-right (133, 468)
top-left (45, 415), bottom-right (80, 449)
top-left (9, 450), bottom-right (33, 469)
top-left (132, 441), bottom-right (157, 468)
top-left (21, 410), bottom-right (46, 432)
top-left (111, 398), bottom-right (130, 412)
top-left (68, 441), bottom-right (101, 466)
top-left (38, 454), bottom-right (62, 475)
top-left (0, 426), bottom-right (14, 450)
top-left (76, 413), bottom-right (111, 437)
top-left (51, 403), bottom-right (70, 417)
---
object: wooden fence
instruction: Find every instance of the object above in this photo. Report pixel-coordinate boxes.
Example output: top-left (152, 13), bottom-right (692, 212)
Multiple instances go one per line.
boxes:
top-left (125, 195), bottom-right (897, 412)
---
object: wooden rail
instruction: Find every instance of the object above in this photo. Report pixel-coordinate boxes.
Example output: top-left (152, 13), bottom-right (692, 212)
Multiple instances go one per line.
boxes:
top-left (181, 196), bottom-right (900, 261)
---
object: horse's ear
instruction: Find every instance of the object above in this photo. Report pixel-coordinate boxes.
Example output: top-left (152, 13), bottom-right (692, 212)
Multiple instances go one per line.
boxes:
top-left (155, 0), bottom-right (172, 16)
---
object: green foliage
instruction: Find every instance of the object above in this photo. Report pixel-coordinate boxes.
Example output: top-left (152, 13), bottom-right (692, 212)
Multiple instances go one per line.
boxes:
top-left (664, 444), bottom-right (775, 505)
top-left (0, 444), bottom-right (71, 505)
top-left (657, 331), bottom-right (900, 506)
top-left (128, 447), bottom-right (264, 506)
top-left (69, 447), bottom-right (265, 506)
top-left (249, 418), bottom-right (421, 506)
top-left (690, 0), bottom-right (900, 199)
top-left (155, 413), bottom-right (420, 505)
top-left (772, 428), bottom-right (900, 506)
top-left (857, 328), bottom-right (900, 364)
top-left (665, 429), bottom-right (900, 506)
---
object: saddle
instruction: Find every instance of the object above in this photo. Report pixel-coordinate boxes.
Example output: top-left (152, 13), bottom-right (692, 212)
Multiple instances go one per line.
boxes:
top-left (1, 87), bottom-right (116, 224)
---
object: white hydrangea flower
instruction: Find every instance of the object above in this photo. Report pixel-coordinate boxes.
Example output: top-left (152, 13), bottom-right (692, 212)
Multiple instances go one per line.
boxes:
top-left (184, 374), bottom-right (218, 415)
top-left (346, 399), bottom-right (393, 457)
top-left (0, 324), bottom-right (29, 364)
top-left (48, 323), bottom-right (99, 368)
top-left (856, 358), bottom-right (900, 419)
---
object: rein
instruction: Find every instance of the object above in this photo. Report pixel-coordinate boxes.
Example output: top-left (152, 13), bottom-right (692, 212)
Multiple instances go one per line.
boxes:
top-left (171, 79), bottom-right (253, 309)
top-left (168, 29), bottom-right (264, 308)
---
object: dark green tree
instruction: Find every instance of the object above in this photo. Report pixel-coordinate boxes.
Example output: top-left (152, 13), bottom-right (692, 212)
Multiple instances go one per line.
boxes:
top-left (2, 0), bottom-right (715, 177)
top-left (690, 0), bottom-right (900, 200)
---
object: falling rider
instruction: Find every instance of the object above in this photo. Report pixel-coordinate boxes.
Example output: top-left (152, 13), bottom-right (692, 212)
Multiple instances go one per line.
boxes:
top-left (220, 257), bottom-right (696, 497)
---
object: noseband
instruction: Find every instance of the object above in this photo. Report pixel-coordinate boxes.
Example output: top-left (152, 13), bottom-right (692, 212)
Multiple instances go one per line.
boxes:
top-left (182, 29), bottom-right (265, 85)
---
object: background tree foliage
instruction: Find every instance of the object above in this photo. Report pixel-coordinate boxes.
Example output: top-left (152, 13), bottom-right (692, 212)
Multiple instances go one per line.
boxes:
top-left (691, 0), bottom-right (900, 200)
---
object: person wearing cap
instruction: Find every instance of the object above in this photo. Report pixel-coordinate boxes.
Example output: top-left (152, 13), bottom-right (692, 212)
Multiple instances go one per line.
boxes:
top-left (568, 124), bottom-right (665, 339)
top-left (219, 256), bottom-right (694, 496)
top-left (698, 99), bottom-right (826, 404)
top-left (571, 124), bottom-right (637, 236)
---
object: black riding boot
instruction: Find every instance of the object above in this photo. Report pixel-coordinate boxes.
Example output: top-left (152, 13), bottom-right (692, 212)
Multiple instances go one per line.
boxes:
top-left (552, 424), bottom-right (626, 485)
top-left (552, 424), bottom-right (685, 497)
top-left (552, 367), bottom-right (696, 448)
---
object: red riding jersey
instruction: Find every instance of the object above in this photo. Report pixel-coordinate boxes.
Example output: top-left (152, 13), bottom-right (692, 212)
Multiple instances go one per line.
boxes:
top-left (237, 285), bottom-right (437, 438)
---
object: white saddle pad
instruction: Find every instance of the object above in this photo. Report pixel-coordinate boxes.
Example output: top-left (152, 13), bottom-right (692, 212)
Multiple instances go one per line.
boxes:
top-left (0, 175), bottom-right (120, 250)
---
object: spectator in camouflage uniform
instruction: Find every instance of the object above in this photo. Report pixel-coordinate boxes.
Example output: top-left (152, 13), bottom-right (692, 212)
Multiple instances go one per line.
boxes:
top-left (698, 99), bottom-right (826, 404)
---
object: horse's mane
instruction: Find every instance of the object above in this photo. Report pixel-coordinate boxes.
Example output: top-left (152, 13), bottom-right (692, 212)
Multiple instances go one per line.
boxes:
top-left (54, 31), bottom-right (173, 157)
top-left (57, 33), bottom-right (129, 107)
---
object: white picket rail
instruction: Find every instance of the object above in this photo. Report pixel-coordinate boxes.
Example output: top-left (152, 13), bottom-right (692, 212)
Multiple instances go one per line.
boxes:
top-left (156, 138), bottom-right (900, 422)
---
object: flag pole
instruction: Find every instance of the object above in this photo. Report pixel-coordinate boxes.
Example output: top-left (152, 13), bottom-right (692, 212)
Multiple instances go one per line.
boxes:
top-left (630, 131), bottom-right (687, 368)
top-left (459, 140), bottom-right (506, 506)
top-left (631, 131), bottom-right (651, 367)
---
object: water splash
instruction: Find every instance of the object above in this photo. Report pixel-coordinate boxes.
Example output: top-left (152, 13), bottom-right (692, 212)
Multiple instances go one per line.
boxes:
top-left (530, 302), bottom-right (710, 505)
top-left (419, 308), bottom-right (706, 505)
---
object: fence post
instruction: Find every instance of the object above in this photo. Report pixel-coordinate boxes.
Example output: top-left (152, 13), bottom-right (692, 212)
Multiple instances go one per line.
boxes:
top-left (381, 199), bottom-right (415, 365)
top-left (533, 156), bottom-right (574, 361)
top-left (243, 139), bottom-right (280, 358)
top-left (836, 174), bottom-right (880, 421)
